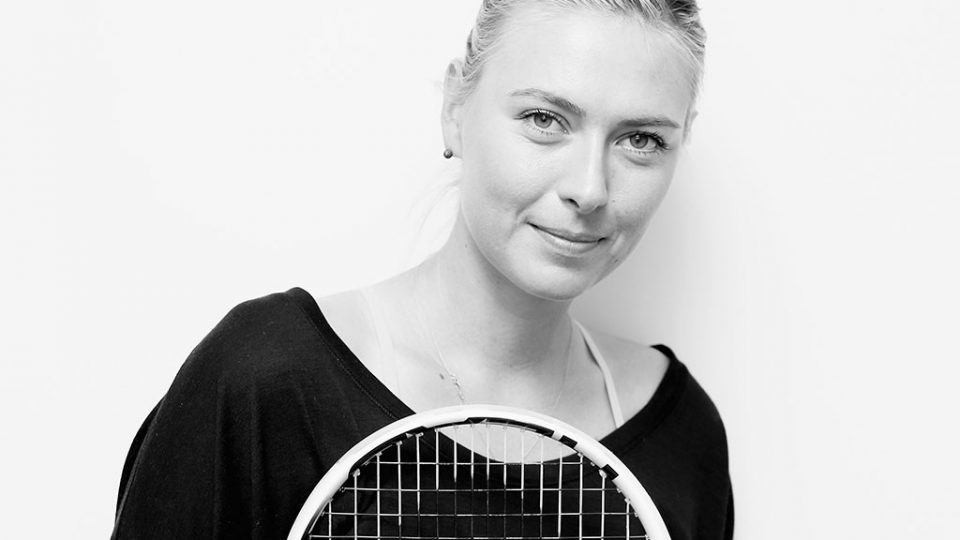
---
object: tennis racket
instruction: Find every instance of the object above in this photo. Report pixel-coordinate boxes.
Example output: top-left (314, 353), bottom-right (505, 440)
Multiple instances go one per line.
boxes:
top-left (288, 404), bottom-right (670, 540)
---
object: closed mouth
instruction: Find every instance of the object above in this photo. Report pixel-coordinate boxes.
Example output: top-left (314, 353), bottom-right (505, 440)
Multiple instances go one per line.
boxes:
top-left (530, 223), bottom-right (605, 244)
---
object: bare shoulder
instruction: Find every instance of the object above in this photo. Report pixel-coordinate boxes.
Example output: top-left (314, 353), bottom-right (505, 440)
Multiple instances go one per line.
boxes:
top-left (585, 327), bottom-right (670, 418)
top-left (313, 289), bottom-right (379, 364)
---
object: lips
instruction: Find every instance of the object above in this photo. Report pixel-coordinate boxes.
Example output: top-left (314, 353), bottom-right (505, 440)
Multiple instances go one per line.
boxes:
top-left (529, 223), bottom-right (606, 256)
top-left (530, 224), bottom-right (604, 243)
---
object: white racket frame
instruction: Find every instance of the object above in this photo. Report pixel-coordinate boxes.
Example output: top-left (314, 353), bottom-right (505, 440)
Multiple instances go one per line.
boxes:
top-left (287, 404), bottom-right (671, 540)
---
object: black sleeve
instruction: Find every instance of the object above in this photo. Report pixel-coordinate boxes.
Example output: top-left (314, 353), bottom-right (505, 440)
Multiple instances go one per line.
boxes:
top-left (115, 399), bottom-right (161, 514)
top-left (110, 296), bottom-right (330, 539)
top-left (724, 485), bottom-right (735, 540)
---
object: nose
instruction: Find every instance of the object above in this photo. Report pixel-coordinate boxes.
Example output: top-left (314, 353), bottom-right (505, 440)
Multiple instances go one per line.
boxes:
top-left (556, 138), bottom-right (609, 215)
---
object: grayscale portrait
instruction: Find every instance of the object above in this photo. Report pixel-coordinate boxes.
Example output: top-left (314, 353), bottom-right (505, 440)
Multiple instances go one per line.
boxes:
top-left (1, 1), bottom-right (957, 539)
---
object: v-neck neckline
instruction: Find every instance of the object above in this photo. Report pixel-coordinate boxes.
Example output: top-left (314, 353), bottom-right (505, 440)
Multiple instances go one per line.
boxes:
top-left (286, 286), bottom-right (689, 458)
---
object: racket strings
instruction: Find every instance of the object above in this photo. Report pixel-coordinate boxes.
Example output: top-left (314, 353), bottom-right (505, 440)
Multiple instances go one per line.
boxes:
top-left (307, 422), bottom-right (648, 540)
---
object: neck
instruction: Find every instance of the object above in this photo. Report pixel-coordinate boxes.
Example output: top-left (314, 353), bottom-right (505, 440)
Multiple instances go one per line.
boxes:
top-left (414, 216), bottom-right (574, 377)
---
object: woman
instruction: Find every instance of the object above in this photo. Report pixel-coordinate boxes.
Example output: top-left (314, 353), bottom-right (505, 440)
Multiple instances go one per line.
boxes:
top-left (112, 1), bottom-right (732, 539)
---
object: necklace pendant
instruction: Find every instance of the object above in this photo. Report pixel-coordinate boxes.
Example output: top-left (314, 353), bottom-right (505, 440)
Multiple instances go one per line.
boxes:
top-left (447, 373), bottom-right (466, 404)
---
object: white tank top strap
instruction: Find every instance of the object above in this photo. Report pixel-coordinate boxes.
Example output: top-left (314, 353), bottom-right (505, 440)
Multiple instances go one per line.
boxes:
top-left (358, 287), bottom-right (400, 389)
top-left (572, 319), bottom-right (626, 428)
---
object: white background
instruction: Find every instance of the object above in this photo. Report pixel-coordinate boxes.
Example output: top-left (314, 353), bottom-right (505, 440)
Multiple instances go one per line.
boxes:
top-left (2, 1), bottom-right (959, 538)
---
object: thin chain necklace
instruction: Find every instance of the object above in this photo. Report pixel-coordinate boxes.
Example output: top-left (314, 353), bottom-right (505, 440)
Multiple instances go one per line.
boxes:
top-left (413, 264), bottom-right (575, 411)
top-left (412, 296), bottom-right (466, 403)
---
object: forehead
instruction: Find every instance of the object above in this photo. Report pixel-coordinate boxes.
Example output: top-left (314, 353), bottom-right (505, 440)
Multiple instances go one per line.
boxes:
top-left (475, 6), bottom-right (693, 121)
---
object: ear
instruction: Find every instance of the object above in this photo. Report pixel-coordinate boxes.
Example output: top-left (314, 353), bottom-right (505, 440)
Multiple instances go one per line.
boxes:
top-left (440, 60), bottom-right (466, 158)
top-left (682, 107), bottom-right (698, 144)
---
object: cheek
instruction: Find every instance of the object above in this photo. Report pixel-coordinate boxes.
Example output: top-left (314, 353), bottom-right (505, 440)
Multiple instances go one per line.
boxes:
top-left (610, 171), bottom-right (674, 251)
top-left (459, 125), bottom-right (558, 230)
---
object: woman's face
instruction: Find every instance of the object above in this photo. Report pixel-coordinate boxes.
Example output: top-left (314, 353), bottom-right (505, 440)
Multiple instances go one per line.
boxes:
top-left (445, 7), bottom-right (694, 301)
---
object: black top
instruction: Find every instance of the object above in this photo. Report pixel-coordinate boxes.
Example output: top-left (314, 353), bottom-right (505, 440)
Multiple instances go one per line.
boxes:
top-left (111, 288), bottom-right (733, 539)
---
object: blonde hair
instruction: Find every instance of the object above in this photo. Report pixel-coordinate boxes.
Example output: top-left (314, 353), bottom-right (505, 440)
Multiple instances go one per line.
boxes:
top-left (449, 0), bottom-right (706, 103)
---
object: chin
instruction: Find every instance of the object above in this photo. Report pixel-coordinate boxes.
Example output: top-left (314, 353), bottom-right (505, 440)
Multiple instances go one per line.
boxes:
top-left (505, 264), bottom-right (600, 303)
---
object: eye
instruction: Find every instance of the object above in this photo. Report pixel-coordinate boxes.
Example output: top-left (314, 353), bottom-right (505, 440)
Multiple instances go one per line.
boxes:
top-left (519, 109), bottom-right (567, 136)
top-left (532, 112), bottom-right (555, 129)
top-left (619, 131), bottom-right (668, 157)
top-left (628, 133), bottom-right (657, 150)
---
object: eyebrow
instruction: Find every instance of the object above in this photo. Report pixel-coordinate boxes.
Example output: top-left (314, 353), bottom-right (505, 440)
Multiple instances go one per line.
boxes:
top-left (510, 88), bottom-right (586, 118)
top-left (509, 87), bottom-right (682, 129)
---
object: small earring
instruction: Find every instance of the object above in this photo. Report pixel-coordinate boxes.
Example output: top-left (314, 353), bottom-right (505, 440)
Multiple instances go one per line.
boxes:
top-left (443, 148), bottom-right (453, 159)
